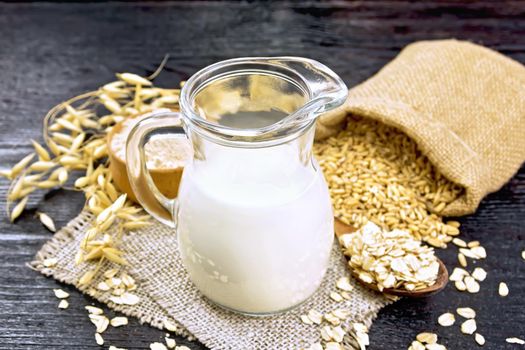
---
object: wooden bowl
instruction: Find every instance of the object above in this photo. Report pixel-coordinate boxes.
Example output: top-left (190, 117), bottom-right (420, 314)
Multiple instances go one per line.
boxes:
top-left (106, 113), bottom-right (187, 203)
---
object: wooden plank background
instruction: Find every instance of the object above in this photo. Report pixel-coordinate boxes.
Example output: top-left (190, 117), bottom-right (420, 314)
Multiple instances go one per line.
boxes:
top-left (1, 2), bottom-right (524, 349)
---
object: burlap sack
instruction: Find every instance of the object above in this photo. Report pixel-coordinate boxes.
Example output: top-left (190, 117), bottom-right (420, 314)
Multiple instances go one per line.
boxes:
top-left (317, 39), bottom-right (525, 216)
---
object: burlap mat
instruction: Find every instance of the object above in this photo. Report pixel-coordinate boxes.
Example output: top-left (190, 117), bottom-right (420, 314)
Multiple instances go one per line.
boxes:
top-left (31, 40), bottom-right (525, 349)
top-left (32, 211), bottom-right (391, 349)
top-left (317, 39), bottom-right (525, 216)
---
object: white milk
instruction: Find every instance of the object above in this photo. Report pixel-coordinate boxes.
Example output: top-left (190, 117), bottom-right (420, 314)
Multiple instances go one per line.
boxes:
top-left (176, 142), bottom-right (334, 314)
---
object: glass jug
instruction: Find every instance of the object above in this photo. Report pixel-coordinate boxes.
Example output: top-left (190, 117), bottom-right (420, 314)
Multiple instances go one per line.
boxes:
top-left (126, 57), bottom-right (348, 315)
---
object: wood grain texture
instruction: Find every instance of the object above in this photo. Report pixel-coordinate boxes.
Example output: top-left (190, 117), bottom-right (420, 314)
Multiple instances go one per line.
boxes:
top-left (1, 2), bottom-right (524, 349)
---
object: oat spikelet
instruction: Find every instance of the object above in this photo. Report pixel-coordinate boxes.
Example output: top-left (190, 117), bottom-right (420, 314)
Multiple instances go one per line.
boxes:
top-left (5, 65), bottom-right (181, 285)
top-left (37, 212), bottom-right (56, 232)
top-left (10, 197), bottom-right (28, 222)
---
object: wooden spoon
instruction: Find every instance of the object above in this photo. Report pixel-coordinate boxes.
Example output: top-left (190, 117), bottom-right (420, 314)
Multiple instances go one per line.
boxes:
top-left (334, 218), bottom-right (449, 298)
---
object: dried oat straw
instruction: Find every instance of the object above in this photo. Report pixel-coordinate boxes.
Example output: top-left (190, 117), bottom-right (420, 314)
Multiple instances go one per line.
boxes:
top-left (2, 67), bottom-right (184, 285)
top-left (314, 117), bottom-right (463, 248)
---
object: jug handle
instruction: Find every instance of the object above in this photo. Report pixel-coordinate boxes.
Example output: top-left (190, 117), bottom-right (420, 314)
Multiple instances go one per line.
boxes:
top-left (125, 111), bottom-right (185, 228)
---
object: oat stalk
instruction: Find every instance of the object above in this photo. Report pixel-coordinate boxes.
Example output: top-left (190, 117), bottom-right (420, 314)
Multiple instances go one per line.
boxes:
top-left (2, 66), bottom-right (183, 285)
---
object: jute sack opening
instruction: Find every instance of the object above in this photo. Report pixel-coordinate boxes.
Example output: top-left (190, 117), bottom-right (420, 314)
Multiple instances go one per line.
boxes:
top-left (316, 39), bottom-right (525, 216)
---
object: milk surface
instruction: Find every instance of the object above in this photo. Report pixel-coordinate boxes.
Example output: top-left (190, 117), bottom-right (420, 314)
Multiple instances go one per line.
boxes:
top-left (176, 143), bottom-right (334, 314)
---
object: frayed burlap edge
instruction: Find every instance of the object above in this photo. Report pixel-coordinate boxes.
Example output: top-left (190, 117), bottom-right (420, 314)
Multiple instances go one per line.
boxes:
top-left (29, 211), bottom-right (194, 339)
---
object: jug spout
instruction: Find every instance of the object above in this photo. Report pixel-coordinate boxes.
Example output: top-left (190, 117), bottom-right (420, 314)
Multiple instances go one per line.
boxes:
top-left (269, 57), bottom-right (348, 116)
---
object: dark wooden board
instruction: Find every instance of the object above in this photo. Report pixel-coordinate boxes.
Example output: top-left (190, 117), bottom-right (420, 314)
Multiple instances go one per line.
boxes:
top-left (1, 1), bottom-right (524, 349)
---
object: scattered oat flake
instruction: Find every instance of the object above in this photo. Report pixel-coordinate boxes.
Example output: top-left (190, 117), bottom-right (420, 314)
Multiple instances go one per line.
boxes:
top-left (456, 307), bottom-right (476, 319)
top-left (499, 282), bottom-right (509, 297)
top-left (120, 292), bottom-right (140, 305)
top-left (95, 333), bottom-right (104, 346)
top-left (58, 300), bottom-right (69, 309)
top-left (459, 247), bottom-right (486, 259)
top-left (472, 267), bottom-right (487, 282)
top-left (121, 273), bottom-right (135, 288)
top-left (53, 289), bottom-right (69, 299)
top-left (471, 246), bottom-right (487, 259)
top-left (332, 308), bottom-right (350, 320)
top-left (163, 319), bottom-right (179, 332)
top-left (150, 343), bottom-right (168, 350)
top-left (330, 291), bottom-right (343, 302)
top-left (506, 337), bottom-right (525, 345)
top-left (97, 281), bottom-right (111, 291)
top-left (464, 276), bottom-right (480, 293)
top-left (449, 268), bottom-right (468, 282)
top-left (340, 291), bottom-right (352, 300)
top-left (416, 332), bottom-right (437, 344)
top-left (110, 292), bottom-right (140, 305)
top-left (90, 315), bottom-right (109, 333)
top-left (461, 319), bottom-right (477, 335)
top-left (438, 312), bottom-right (455, 327)
top-left (425, 344), bottom-right (446, 350)
top-left (321, 325), bottom-right (333, 341)
top-left (357, 333), bottom-right (370, 347)
top-left (474, 333), bottom-right (485, 346)
top-left (175, 347), bottom-right (191, 350)
top-left (324, 312), bottom-right (341, 326)
top-left (336, 276), bottom-right (353, 292)
top-left (309, 343), bottom-right (323, 350)
top-left (97, 318), bottom-right (110, 333)
top-left (325, 342), bottom-right (343, 350)
top-left (43, 258), bottom-right (57, 267)
top-left (300, 314), bottom-right (313, 325)
top-left (353, 322), bottom-right (368, 333)
top-left (165, 337), bottom-right (176, 349)
top-left (307, 309), bottom-right (323, 324)
top-left (409, 340), bottom-right (425, 350)
top-left (521, 250), bottom-right (525, 260)
top-left (110, 316), bottom-right (128, 327)
top-left (332, 326), bottom-right (345, 343)
top-left (455, 280), bottom-right (467, 292)
top-left (109, 346), bottom-right (127, 350)
top-left (85, 305), bottom-right (104, 315)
